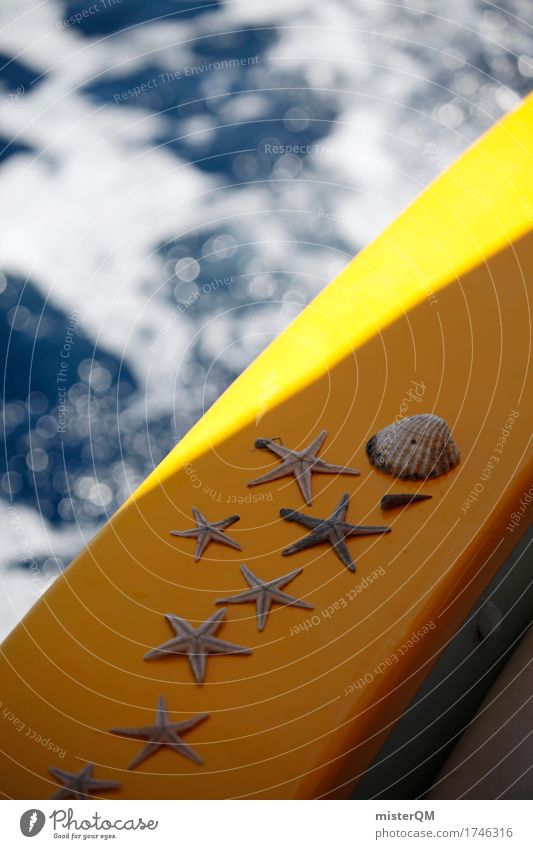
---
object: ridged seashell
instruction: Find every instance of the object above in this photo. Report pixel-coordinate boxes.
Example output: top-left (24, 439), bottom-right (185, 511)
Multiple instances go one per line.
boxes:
top-left (380, 493), bottom-right (432, 510)
top-left (366, 414), bottom-right (460, 480)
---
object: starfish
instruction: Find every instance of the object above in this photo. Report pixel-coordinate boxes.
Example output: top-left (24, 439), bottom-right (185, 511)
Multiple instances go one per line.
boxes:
top-left (48, 763), bottom-right (120, 800)
top-left (215, 564), bottom-right (314, 631)
top-left (248, 429), bottom-right (359, 505)
top-left (110, 695), bottom-right (208, 769)
top-left (144, 608), bottom-right (251, 683)
top-left (170, 506), bottom-right (241, 562)
top-left (280, 492), bottom-right (390, 572)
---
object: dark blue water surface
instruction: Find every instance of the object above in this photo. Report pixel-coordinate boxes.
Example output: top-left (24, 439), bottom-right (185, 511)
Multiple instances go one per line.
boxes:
top-left (1, 0), bottom-right (531, 591)
top-left (61, 0), bottom-right (221, 36)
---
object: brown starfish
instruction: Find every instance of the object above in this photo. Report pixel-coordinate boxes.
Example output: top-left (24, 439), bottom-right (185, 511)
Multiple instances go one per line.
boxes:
top-left (215, 564), bottom-right (313, 631)
top-left (280, 492), bottom-right (390, 572)
top-left (110, 695), bottom-right (208, 769)
top-left (170, 506), bottom-right (241, 562)
top-left (248, 429), bottom-right (360, 505)
top-left (48, 763), bottom-right (120, 800)
top-left (144, 608), bottom-right (251, 683)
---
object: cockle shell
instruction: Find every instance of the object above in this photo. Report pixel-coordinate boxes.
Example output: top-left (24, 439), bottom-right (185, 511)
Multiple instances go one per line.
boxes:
top-left (366, 414), bottom-right (460, 480)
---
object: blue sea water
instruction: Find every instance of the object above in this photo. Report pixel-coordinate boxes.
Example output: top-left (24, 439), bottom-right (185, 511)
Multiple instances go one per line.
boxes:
top-left (0, 0), bottom-right (531, 636)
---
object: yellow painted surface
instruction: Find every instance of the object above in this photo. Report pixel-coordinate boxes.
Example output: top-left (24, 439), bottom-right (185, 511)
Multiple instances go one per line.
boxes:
top-left (1, 97), bottom-right (532, 800)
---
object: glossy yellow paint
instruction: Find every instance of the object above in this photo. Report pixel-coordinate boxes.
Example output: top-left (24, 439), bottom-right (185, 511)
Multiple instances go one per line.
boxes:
top-left (1, 97), bottom-right (532, 800)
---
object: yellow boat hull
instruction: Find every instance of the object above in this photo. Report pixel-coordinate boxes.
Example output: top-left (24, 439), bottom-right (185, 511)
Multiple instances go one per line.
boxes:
top-left (1, 96), bottom-right (532, 800)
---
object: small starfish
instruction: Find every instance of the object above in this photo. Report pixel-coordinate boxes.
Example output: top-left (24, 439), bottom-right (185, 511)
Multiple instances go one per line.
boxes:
top-left (144, 608), bottom-right (251, 683)
top-left (280, 492), bottom-right (390, 572)
top-left (111, 695), bottom-right (208, 769)
top-left (48, 763), bottom-right (120, 800)
top-left (248, 429), bottom-right (360, 505)
top-left (215, 564), bottom-right (314, 631)
top-left (170, 506), bottom-right (241, 562)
